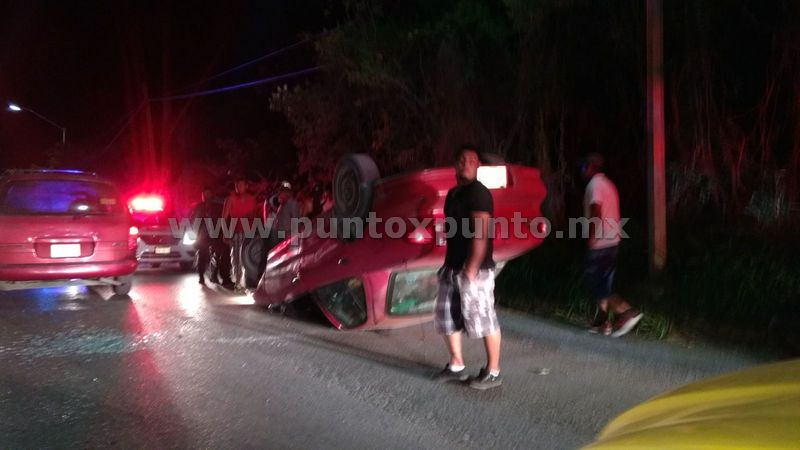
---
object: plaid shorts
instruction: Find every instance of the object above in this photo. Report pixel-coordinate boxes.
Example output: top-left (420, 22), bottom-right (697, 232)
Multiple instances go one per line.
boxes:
top-left (434, 267), bottom-right (500, 338)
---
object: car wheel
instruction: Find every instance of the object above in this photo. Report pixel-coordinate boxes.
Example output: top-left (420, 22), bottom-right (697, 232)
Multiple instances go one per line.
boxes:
top-left (333, 153), bottom-right (380, 241)
top-left (113, 275), bottom-right (133, 295)
top-left (242, 238), bottom-right (267, 288)
top-left (179, 261), bottom-right (193, 271)
top-left (333, 153), bottom-right (380, 219)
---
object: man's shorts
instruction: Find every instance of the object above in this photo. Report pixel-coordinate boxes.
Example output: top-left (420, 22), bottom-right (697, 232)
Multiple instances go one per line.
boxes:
top-left (434, 267), bottom-right (500, 338)
top-left (584, 245), bottom-right (619, 302)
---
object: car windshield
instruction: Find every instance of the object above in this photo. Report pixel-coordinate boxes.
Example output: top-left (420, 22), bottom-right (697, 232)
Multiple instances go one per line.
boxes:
top-left (0, 179), bottom-right (122, 216)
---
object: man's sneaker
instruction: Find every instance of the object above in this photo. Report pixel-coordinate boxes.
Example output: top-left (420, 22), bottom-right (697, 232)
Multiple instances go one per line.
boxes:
top-left (432, 364), bottom-right (469, 383)
top-left (590, 320), bottom-right (613, 336)
top-left (588, 310), bottom-right (612, 335)
top-left (469, 368), bottom-right (502, 390)
top-left (611, 308), bottom-right (644, 338)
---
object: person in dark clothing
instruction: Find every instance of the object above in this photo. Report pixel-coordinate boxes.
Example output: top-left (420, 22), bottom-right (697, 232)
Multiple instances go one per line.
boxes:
top-left (210, 233), bottom-right (233, 289)
top-left (190, 189), bottom-right (214, 284)
top-left (191, 188), bottom-right (232, 287)
top-left (272, 181), bottom-right (300, 242)
top-left (432, 145), bottom-right (502, 390)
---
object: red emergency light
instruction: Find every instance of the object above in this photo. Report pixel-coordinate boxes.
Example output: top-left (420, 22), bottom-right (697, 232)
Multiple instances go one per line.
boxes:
top-left (129, 194), bottom-right (165, 213)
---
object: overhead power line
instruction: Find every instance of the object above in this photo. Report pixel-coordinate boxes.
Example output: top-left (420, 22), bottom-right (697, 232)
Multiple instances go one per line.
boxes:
top-left (97, 100), bottom-right (147, 154)
top-left (91, 66), bottom-right (320, 161)
top-left (93, 35), bottom-right (323, 159)
top-left (175, 37), bottom-right (316, 94)
top-left (152, 66), bottom-right (320, 101)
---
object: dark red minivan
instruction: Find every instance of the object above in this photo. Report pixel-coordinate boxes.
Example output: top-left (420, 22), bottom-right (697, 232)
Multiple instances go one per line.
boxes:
top-left (0, 170), bottom-right (138, 294)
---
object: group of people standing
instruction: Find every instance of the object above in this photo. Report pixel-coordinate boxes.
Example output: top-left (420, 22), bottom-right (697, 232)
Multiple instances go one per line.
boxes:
top-left (190, 176), bottom-right (331, 292)
top-left (189, 148), bottom-right (641, 391)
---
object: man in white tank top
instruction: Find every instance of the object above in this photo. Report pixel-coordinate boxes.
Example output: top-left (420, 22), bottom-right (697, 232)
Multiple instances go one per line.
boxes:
top-left (581, 153), bottom-right (643, 337)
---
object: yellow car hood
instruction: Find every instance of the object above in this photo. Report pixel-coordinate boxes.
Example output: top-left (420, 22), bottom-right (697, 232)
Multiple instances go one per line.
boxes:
top-left (585, 359), bottom-right (800, 449)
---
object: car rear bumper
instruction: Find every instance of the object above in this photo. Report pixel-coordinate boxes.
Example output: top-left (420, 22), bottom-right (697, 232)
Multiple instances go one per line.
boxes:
top-left (0, 257), bottom-right (138, 282)
top-left (136, 242), bottom-right (195, 264)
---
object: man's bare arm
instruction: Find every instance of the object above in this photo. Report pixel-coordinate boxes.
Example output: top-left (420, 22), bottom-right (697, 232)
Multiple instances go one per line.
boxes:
top-left (465, 211), bottom-right (490, 280)
top-left (589, 203), bottom-right (602, 238)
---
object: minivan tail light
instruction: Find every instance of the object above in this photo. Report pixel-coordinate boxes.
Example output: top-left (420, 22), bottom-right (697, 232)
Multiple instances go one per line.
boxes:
top-left (128, 226), bottom-right (139, 251)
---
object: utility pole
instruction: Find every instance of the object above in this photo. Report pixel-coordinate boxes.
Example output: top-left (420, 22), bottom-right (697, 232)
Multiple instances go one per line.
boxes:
top-left (646, 0), bottom-right (667, 276)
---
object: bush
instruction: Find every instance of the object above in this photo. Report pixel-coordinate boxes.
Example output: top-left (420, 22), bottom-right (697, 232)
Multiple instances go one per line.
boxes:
top-left (495, 219), bottom-right (800, 347)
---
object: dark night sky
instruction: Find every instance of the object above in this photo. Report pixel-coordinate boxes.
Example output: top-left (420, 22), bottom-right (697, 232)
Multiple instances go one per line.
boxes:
top-left (0, 0), bottom-right (337, 174)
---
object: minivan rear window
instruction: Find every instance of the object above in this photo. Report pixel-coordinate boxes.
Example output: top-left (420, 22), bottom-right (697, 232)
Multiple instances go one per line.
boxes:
top-left (0, 179), bottom-right (122, 216)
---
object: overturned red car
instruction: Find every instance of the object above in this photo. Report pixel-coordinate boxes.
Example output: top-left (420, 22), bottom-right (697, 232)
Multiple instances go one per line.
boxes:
top-left (253, 154), bottom-right (547, 330)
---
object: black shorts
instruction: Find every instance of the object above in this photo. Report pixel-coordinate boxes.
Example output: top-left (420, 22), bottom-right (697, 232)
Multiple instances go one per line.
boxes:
top-left (584, 245), bottom-right (618, 302)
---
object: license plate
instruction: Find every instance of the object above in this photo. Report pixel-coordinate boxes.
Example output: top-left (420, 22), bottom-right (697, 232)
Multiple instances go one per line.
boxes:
top-left (155, 246), bottom-right (171, 255)
top-left (51, 243), bottom-right (81, 258)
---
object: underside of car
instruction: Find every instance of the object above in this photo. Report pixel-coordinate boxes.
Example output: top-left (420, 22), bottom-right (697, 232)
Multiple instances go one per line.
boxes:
top-left (252, 153), bottom-right (547, 330)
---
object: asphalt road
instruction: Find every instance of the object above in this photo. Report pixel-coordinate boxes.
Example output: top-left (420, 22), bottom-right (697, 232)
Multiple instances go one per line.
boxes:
top-left (0, 269), bottom-right (769, 449)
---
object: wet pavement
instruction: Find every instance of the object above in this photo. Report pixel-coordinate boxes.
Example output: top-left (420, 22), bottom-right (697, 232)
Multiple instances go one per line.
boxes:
top-left (0, 269), bottom-right (769, 449)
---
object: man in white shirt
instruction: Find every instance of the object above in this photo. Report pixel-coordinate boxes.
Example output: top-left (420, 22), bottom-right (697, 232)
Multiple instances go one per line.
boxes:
top-left (581, 153), bottom-right (643, 337)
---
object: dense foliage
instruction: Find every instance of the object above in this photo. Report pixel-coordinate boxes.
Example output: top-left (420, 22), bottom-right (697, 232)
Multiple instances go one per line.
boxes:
top-left (273, 0), bottom-right (800, 227)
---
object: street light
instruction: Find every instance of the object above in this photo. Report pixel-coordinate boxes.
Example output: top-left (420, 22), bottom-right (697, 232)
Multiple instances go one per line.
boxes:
top-left (7, 102), bottom-right (66, 146)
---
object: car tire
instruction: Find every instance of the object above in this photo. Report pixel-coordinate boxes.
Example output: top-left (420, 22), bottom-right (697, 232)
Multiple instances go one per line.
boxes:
top-left (333, 154), bottom-right (380, 241)
top-left (242, 238), bottom-right (267, 288)
top-left (113, 275), bottom-right (133, 295)
top-left (333, 154), bottom-right (380, 219)
top-left (179, 261), bottom-right (193, 271)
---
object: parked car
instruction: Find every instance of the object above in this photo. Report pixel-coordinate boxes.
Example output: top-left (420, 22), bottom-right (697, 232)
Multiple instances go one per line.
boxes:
top-left (0, 169), bottom-right (137, 294)
top-left (584, 358), bottom-right (800, 449)
top-left (252, 154), bottom-right (548, 330)
top-left (128, 193), bottom-right (196, 270)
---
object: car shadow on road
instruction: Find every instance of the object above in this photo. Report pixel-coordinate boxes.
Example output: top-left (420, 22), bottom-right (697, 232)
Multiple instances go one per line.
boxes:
top-left (209, 301), bottom-right (442, 381)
